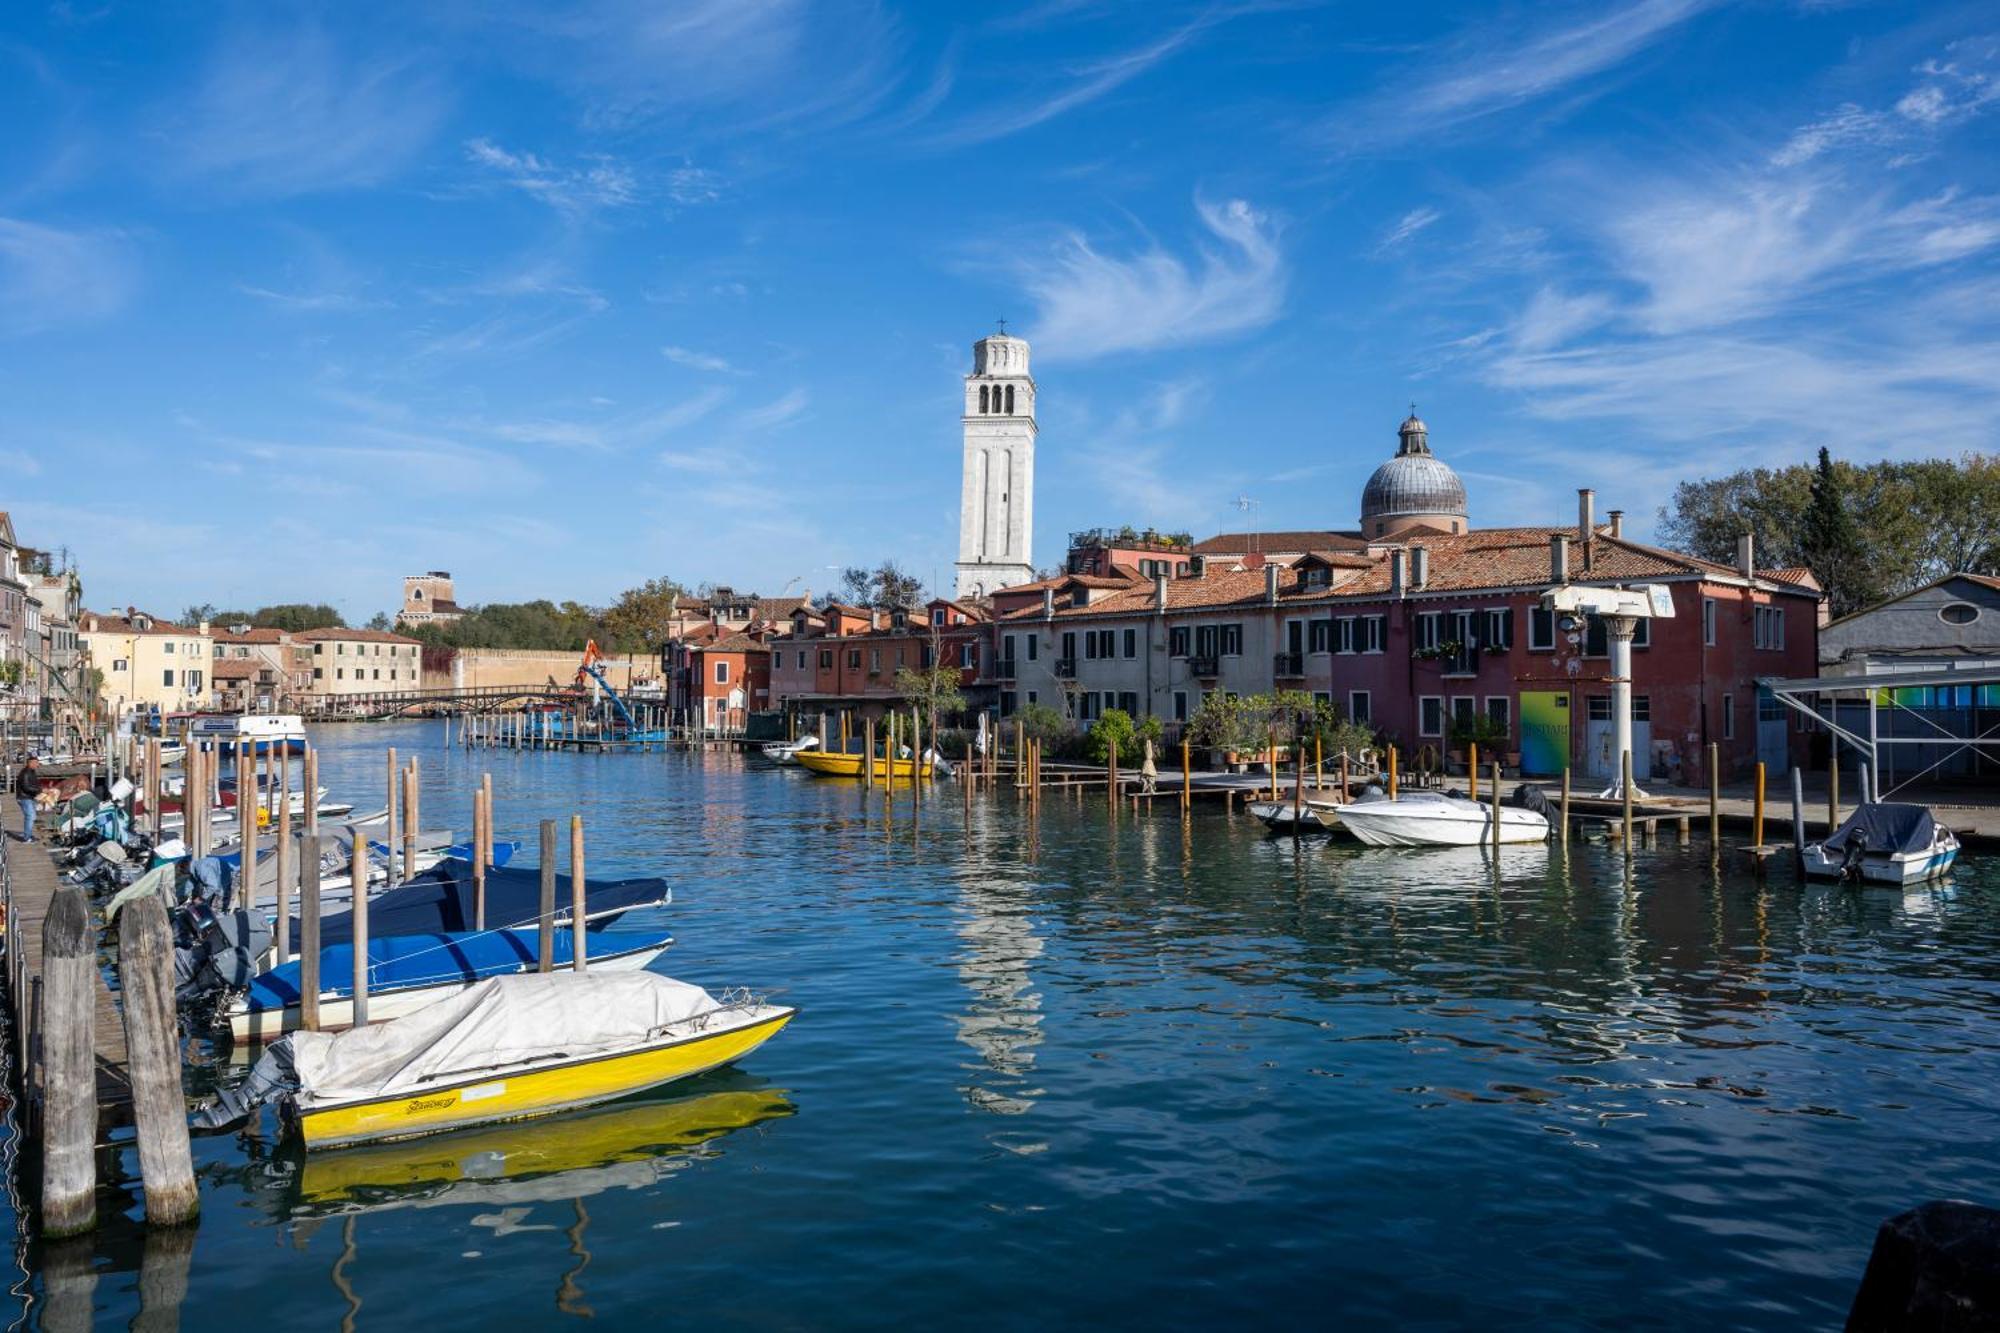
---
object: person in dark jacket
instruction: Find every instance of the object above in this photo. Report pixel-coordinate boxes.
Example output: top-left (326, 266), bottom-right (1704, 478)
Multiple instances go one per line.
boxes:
top-left (14, 756), bottom-right (42, 843)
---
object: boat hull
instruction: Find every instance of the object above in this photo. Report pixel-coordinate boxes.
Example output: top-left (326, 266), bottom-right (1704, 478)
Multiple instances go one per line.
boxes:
top-left (1331, 798), bottom-right (1549, 847)
top-left (288, 1007), bottom-right (794, 1149)
top-left (1800, 841), bottom-right (1960, 885)
top-left (794, 750), bottom-right (934, 780)
top-left (1247, 801), bottom-right (1329, 832)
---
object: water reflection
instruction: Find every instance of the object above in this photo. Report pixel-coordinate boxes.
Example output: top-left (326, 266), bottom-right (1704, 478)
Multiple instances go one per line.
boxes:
top-left (952, 864), bottom-right (1046, 1118)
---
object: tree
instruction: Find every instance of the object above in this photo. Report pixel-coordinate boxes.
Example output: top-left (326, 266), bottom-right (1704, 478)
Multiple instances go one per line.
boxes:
top-left (1085, 708), bottom-right (1164, 766)
top-left (871, 561), bottom-right (925, 611)
top-left (603, 577), bottom-right (689, 652)
top-left (893, 656), bottom-right (966, 745)
top-left (253, 603), bottom-right (345, 632)
top-left (833, 567), bottom-right (873, 608)
top-left (181, 603), bottom-right (217, 626)
top-left (365, 611), bottom-right (393, 631)
top-left (1015, 702), bottom-right (1071, 749)
top-left (1797, 447), bottom-right (1876, 618)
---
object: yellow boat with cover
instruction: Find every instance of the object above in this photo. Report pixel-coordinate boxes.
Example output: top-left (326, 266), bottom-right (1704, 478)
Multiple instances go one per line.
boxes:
top-left (793, 749), bottom-right (934, 780)
top-left (233, 971), bottom-right (793, 1150)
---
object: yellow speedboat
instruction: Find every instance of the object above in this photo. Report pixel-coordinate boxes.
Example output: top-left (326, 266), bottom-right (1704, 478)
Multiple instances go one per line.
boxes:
top-left (793, 749), bottom-right (934, 780)
top-left (213, 971), bottom-right (795, 1150)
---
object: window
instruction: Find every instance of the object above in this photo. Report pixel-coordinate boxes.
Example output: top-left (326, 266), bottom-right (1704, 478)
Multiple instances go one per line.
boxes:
top-left (162, 669), bottom-right (175, 686)
top-left (1418, 696), bottom-right (1443, 737)
top-left (1414, 612), bottom-right (1442, 652)
top-left (1026, 690), bottom-right (1037, 705)
top-left (1757, 692), bottom-right (1785, 722)
top-left (1754, 605), bottom-right (1785, 650)
top-left (1003, 634), bottom-right (1017, 663)
top-left (163, 642), bottom-right (174, 655)
top-left (1722, 693), bottom-right (1735, 740)
top-left (1123, 628), bottom-right (1137, 659)
top-left (820, 650), bottom-right (834, 670)
top-left (1170, 626), bottom-right (1190, 657)
top-left (337, 668), bottom-right (345, 680)
top-left (1587, 696), bottom-right (1611, 721)
top-left (1026, 635), bottom-right (1038, 661)
top-left (1309, 619), bottom-right (1332, 653)
top-left (846, 649), bottom-right (861, 670)
top-left (870, 649), bottom-right (882, 671)
top-left (1000, 690), bottom-right (1016, 715)
top-left (1528, 606), bottom-right (1554, 651)
top-left (1173, 690), bottom-right (1189, 721)
top-left (1484, 608), bottom-right (1513, 651)
top-left (1219, 623), bottom-right (1243, 656)
top-left (187, 671), bottom-right (202, 692)
top-left (1360, 616), bottom-right (1386, 653)
top-left (1336, 617), bottom-right (1356, 654)
top-left (1349, 690), bottom-right (1370, 723)
top-left (1633, 694), bottom-right (1650, 721)
top-left (798, 651), bottom-right (808, 669)
top-left (1702, 597), bottom-right (1717, 646)
top-left (1450, 696), bottom-right (1476, 732)
top-left (112, 658), bottom-right (127, 672)
top-left (372, 669), bottom-right (380, 680)
top-left (313, 667), bottom-right (323, 680)
top-left (932, 609), bottom-right (947, 626)
top-left (1941, 602), bottom-right (1981, 625)
top-left (1584, 614), bottom-right (1649, 655)
top-left (314, 643), bottom-right (324, 656)
top-left (1078, 692), bottom-right (1099, 722)
top-left (1118, 691), bottom-right (1138, 715)
top-left (1063, 631), bottom-right (1077, 662)
top-left (715, 662), bottom-right (729, 684)
top-left (1485, 696), bottom-right (1510, 736)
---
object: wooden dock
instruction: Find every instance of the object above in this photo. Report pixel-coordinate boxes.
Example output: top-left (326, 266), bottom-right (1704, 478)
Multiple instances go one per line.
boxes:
top-left (5, 801), bottom-right (134, 1141)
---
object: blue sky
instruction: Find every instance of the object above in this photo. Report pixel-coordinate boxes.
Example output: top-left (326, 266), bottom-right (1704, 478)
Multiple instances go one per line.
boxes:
top-left (2, 1), bottom-right (1995, 620)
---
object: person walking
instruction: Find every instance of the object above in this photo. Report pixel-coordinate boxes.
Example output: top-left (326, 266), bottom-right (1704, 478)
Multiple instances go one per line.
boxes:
top-left (14, 754), bottom-right (42, 843)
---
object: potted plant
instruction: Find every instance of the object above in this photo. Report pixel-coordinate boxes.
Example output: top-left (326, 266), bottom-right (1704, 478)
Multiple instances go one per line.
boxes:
top-left (1447, 712), bottom-right (1507, 773)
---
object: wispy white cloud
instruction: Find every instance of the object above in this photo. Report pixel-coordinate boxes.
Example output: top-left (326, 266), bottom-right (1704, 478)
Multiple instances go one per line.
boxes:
top-left (1771, 104), bottom-right (1897, 167)
top-left (463, 137), bottom-right (639, 214)
top-left (1377, 206), bottom-right (1442, 252)
top-left (1018, 197), bottom-right (1284, 360)
top-left (167, 22), bottom-right (449, 196)
top-left (237, 284), bottom-right (385, 312)
top-left (0, 217), bottom-right (135, 335)
top-left (666, 166), bottom-right (723, 206)
top-left (1329, 0), bottom-right (1713, 149)
top-left (927, 13), bottom-right (1217, 148)
top-left (661, 344), bottom-right (735, 373)
top-left (1774, 38), bottom-right (2000, 166)
top-left (735, 387), bottom-right (809, 432)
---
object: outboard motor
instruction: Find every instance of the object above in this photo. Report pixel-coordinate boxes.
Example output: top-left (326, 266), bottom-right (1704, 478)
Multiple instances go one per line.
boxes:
top-left (1509, 783), bottom-right (1557, 820)
top-left (171, 855), bottom-right (270, 1004)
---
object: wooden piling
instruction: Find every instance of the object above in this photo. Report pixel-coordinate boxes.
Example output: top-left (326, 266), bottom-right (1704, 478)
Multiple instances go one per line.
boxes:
top-left (303, 745), bottom-right (319, 838)
top-left (1181, 740), bottom-right (1192, 811)
top-left (241, 741), bottom-right (259, 915)
top-left (40, 886), bottom-right (96, 1237)
top-left (473, 784), bottom-right (488, 931)
top-left (1678, 815), bottom-right (1690, 845)
top-left (384, 747), bottom-right (399, 885)
top-left (274, 778), bottom-right (293, 963)
top-left (1388, 745), bottom-right (1399, 800)
top-left (1489, 760), bottom-right (1502, 851)
top-left (1753, 761), bottom-right (1767, 850)
top-left (349, 830), bottom-right (369, 1027)
top-left (117, 892), bottom-right (198, 1226)
top-left (538, 819), bottom-right (557, 972)
top-left (1828, 737), bottom-right (1840, 832)
top-left (300, 838), bottom-right (321, 1031)
top-left (1790, 765), bottom-right (1805, 867)
top-left (403, 755), bottom-right (420, 875)
top-left (481, 772), bottom-right (494, 867)
top-left (1292, 747), bottom-right (1305, 838)
top-left (570, 815), bottom-right (587, 974)
top-left (1559, 766), bottom-right (1571, 848)
top-left (1314, 735), bottom-right (1322, 787)
top-left (863, 718), bottom-right (875, 792)
top-left (1707, 742), bottom-right (1721, 853)
top-left (1621, 750), bottom-right (1634, 856)
top-left (146, 737), bottom-right (162, 838)
top-left (1107, 749), bottom-right (1119, 811)
top-left (1469, 742), bottom-right (1479, 800)
top-left (1339, 752), bottom-right (1350, 804)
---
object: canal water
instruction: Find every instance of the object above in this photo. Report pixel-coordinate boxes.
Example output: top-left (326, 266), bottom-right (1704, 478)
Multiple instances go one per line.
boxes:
top-left (8, 720), bottom-right (2000, 1328)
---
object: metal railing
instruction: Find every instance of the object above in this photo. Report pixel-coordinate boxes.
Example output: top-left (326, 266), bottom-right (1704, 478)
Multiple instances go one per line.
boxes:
top-left (1187, 655), bottom-right (1219, 677)
top-left (1273, 652), bottom-right (1304, 677)
top-left (1054, 658), bottom-right (1078, 679)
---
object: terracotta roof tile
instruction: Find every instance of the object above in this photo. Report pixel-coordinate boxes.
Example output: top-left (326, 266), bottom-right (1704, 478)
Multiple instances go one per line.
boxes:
top-left (1192, 529), bottom-right (1365, 555)
top-left (297, 627), bottom-right (422, 644)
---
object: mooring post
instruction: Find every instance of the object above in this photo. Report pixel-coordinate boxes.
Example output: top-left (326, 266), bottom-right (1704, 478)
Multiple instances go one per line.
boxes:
top-left (40, 885), bottom-right (96, 1238)
top-left (1559, 766), bottom-right (1572, 848)
top-left (472, 783), bottom-right (488, 932)
top-left (1753, 761), bottom-right (1767, 850)
top-left (538, 818), bottom-right (556, 972)
top-left (1293, 747), bottom-right (1305, 838)
top-left (300, 838), bottom-right (321, 1031)
top-left (1469, 742), bottom-right (1479, 801)
top-left (303, 745), bottom-right (319, 838)
top-left (481, 772), bottom-right (494, 868)
top-left (1490, 760), bottom-right (1502, 851)
top-left (350, 829), bottom-right (369, 1027)
top-left (403, 755), bottom-right (420, 874)
top-left (1107, 749), bottom-right (1119, 812)
top-left (117, 892), bottom-right (198, 1226)
top-left (242, 741), bottom-right (260, 913)
top-left (1828, 735), bottom-right (1840, 833)
top-left (570, 815), bottom-right (588, 973)
top-left (1181, 739), bottom-right (1192, 811)
top-left (1388, 744), bottom-right (1399, 800)
top-left (1707, 742), bottom-right (1721, 854)
top-left (274, 779), bottom-right (293, 964)
top-left (384, 747), bottom-right (399, 885)
top-left (1791, 766), bottom-right (1806, 867)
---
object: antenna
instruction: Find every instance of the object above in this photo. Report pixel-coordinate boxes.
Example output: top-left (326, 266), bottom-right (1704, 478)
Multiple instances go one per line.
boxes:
top-left (996, 318), bottom-right (1008, 335)
top-left (1233, 495), bottom-right (1262, 556)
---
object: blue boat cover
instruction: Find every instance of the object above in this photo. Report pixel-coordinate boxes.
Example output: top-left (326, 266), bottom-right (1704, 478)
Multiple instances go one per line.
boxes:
top-left (293, 859), bottom-right (670, 947)
top-left (1822, 802), bottom-right (1937, 856)
top-left (246, 923), bottom-right (674, 1009)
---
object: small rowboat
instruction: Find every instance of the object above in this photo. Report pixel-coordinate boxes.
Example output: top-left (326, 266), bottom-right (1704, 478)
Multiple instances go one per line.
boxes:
top-left (226, 923), bottom-right (675, 1043)
top-left (246, 972), bottom-right (793, 1149)
top-left (794, 749), bottom-right (934, 780)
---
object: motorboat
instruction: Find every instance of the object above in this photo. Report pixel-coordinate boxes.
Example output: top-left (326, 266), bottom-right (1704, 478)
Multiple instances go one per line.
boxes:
top-left (188, 713), bottom-right (308, 753)
top-left (226, 923), bottom-right (676, 1042)
top-left (287, 859), bottom-right (671, 949)
top-left (1247, 800), bottom-right (1333, 833)
top-left (1321, 789), bottom-right (1550, 847)
top-left (794, 748), bottom-right (935, 781)
top-left (1801, 802), bottom-right (1960, 885)
top-left (760, 736), bottom-right (821, 764)
top-left (196, 971), bottom-right (795, 1149)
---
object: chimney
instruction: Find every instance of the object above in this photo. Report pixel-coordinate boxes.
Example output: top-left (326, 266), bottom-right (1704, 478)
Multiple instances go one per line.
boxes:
top-left (1551, 533), bottom-right (1570, 583)
top-left (1154, 573), bottom-right (1169, 612)
top-left (1737, 533), bottom-right (1755, 582)
top-left (1390, 549), bottom-right (1407, 600)
top-left (1578, 488), bottom-right (1595, 542)
top-left (1410, 545), bottom-right (1430, 590)
top-left (199, 620), bottom-right (210, 637)
top-left (1264, 564), bottom-right (1280, 605)
top-left (1608, 509), bottom-right (1624, 540)
top-left (1042, 587), bottom-right (1055, 620)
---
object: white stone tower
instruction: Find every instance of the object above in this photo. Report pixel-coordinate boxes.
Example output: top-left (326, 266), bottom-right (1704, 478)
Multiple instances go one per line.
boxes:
top-left (955, 329), bottom-right (1037, 600)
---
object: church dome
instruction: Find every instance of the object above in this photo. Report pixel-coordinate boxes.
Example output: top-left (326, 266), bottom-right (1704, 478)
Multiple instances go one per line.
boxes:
top-left (1360, 409), bottom-right (1469, 538)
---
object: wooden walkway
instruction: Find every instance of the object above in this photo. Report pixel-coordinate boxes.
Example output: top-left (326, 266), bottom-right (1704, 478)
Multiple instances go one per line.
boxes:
top-left (4, 801), bottom-right (133, 1138)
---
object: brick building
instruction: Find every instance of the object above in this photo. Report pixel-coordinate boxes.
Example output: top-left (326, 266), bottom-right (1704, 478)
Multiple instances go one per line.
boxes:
top-left (768, 599), bottom-right (987, 725)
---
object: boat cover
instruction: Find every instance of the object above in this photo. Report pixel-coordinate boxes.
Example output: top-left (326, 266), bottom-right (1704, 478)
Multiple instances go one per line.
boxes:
top-left (1821, 802), bottom-right (1938, 856)
top-left (291, 860), bottom-right (669, 947)
top-left (291, 971), bottom-right (723, 1105)
top-left (244, 924), bottom-right (674, 1009)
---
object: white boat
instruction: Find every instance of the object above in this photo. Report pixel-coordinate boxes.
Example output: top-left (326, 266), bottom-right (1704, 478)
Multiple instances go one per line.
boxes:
top-left (1801, 802), bottom-right (1960, 885)
top-left (1321, 790), bottom-right (1549, 847)
top-left (1247, 800), bottom-right (1332, 832)
top-left (189, 713), bottom-right (308, 752)
top-left (761, 736), bottom-right (821, 764)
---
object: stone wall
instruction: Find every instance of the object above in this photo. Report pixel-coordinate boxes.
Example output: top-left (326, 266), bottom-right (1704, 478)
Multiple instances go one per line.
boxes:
top-left (422, 647), bottom-right (662, 693)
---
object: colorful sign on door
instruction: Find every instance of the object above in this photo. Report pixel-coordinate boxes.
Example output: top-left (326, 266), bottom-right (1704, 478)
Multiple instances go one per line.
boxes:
top-left (1519, 691), bottom-right (1569, 776)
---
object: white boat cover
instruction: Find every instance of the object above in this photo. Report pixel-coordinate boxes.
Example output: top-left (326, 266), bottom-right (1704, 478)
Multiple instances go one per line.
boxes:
top-left (291, 971), bottom-right (723, 1107)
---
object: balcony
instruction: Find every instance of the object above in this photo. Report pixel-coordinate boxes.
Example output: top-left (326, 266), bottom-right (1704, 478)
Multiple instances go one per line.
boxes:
top-left (1187, 655), bottom-right (1219, 678)
top-left (990, 658), bottom-right (1016, 680)
top-left (1273, 652), bottom-right (1304, 678)
top-left (1054, 658), bottom-right (1078, 679)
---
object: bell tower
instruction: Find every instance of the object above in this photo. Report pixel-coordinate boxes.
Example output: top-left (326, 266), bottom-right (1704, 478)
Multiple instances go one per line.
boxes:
top-left (955, 327), bottom-right (1037, 600)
